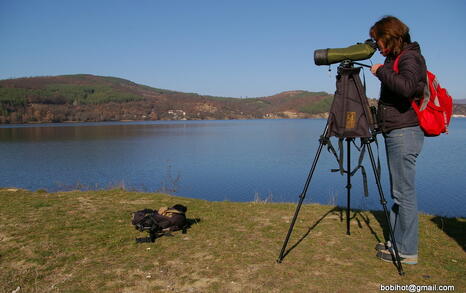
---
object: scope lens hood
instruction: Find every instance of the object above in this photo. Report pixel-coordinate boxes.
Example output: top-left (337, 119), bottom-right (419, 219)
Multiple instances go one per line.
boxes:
top-left (314, 49), bottom-right (329, 66)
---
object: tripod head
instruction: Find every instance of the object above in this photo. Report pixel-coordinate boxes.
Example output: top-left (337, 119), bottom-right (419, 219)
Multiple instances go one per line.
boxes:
top-left (338, 59), bottom-right (371, 69)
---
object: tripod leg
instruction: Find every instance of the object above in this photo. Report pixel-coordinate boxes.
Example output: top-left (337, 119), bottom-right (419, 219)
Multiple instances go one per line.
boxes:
top-left (365, 141), bottom-right (404, 275)
top-left (277, 138), bottom-right (326, 263)
top-left (346, 138), bottom-right (352, 235)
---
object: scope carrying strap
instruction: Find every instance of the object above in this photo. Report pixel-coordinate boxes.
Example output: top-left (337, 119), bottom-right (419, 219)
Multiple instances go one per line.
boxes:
top-left (325, 137), bottom-right (381, 198)
top-left (326, 138), bottom-right (369, 197)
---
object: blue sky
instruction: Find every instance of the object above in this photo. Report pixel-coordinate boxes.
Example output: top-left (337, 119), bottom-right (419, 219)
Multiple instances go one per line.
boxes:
top-left (1, 0), bottom-right (465, 100)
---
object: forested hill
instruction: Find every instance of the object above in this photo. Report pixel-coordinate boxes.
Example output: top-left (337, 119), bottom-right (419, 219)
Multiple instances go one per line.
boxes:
top-left (1, 74), bottom-right (465, 124)
top-left (0, 74), bottom-right (334, 123)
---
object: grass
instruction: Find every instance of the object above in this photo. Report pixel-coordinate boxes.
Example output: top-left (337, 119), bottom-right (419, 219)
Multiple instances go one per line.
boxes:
top-left (0, 188), bottom-right (464, 292)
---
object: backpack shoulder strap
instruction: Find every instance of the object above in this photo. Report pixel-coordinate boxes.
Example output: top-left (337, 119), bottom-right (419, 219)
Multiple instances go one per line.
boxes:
top-left (393, 52), bottom-right (405, 73)
top-left (393, 51), bottom-right (426, 114)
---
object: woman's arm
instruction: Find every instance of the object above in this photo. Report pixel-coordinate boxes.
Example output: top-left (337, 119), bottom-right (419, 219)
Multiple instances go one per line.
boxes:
top-left (376, 52), bottom-right (424, 98)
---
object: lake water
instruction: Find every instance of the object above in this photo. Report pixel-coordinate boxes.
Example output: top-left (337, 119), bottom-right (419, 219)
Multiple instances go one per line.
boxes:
top-left (1, 119), bottom-right (465, 217)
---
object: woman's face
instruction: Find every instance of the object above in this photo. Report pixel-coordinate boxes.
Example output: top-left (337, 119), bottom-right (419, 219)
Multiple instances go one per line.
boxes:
top-left (376, 39), bottom-right (390, 57)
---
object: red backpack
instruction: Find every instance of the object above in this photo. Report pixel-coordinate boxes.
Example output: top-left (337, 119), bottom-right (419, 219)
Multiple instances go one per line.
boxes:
top-left (394, 54), bottom-right (453, 136)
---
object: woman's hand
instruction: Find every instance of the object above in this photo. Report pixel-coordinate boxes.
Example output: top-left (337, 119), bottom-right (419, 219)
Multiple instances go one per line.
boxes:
top-left (371, 64), bottom-right (383, 75)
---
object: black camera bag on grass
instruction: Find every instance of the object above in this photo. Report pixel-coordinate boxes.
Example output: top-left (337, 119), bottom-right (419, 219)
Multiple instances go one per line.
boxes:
top-left (131, 205), bottom-right (188, 242)
top-left (131, 209), bottom-right (161, 233)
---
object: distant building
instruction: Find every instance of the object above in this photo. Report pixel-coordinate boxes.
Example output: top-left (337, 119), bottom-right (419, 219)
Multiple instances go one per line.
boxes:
top-left (167, 110), bottom-right (186, 120)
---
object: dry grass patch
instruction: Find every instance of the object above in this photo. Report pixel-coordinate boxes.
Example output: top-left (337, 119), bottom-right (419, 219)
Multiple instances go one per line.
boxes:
top-left (0, 189), bottom-right (464, 292)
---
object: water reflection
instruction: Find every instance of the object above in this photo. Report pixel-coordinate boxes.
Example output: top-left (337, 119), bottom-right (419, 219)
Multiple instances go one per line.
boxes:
top-left (0, 121), bottom-right (224, 142)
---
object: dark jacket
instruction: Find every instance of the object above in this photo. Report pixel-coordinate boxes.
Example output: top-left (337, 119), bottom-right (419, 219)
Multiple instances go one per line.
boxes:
top-left (376, 42), bottom-right (427, 133)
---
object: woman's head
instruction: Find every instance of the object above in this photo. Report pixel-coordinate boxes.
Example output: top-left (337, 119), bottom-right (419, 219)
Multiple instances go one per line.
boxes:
top-left (370, 16), bottom-right (411, 57)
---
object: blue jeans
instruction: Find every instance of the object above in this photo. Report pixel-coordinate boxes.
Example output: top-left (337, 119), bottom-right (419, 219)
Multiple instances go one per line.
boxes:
top-left (384, 126), bottom-right (424, 257)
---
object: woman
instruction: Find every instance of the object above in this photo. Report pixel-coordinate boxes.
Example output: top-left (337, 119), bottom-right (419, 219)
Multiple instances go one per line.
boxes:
top-left (370, 16), bottom-right (426, 265)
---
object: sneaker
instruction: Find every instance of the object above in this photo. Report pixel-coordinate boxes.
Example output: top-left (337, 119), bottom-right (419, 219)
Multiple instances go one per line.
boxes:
top-left (376, 249), bottom-right (418, 265)
top-left (375, 241), bottom-right (391, 251)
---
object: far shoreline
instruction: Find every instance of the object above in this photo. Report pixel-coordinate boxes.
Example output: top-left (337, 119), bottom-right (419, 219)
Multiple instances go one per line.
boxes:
top-left (0, 112), bottom-right (466, 128)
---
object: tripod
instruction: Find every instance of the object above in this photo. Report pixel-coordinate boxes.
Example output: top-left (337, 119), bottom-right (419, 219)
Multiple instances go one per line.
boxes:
top-left (276, 61), bottom-right (405, 275)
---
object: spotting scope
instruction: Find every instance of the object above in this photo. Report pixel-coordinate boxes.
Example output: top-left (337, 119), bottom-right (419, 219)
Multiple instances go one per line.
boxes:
top-left (314, 39), bottom-right (377, 66)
